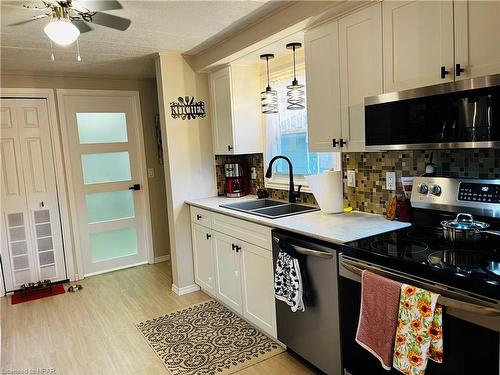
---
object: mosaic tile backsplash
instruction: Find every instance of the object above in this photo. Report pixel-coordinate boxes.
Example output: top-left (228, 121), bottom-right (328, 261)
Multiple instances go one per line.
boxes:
top-left (215, 149), bottom-right (500, 215)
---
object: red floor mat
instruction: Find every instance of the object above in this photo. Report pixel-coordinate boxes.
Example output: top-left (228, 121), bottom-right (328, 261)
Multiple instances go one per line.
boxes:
top-left (11, 284), bottom-right (65, 305)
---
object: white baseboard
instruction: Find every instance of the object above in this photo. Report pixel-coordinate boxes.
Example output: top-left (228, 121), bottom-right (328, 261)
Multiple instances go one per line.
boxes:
top-left (154, 254), bottom-right (170, 263)
top-left (172, 283), bottom-right (200, 296)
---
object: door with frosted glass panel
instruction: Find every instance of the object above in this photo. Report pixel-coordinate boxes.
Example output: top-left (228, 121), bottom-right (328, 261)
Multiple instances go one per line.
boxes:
top-left (58, 91), bottom-right (149, 276)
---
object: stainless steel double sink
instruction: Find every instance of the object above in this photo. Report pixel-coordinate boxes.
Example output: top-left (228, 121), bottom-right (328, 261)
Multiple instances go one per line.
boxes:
top-left (220, 198), bottom-right (319, 219)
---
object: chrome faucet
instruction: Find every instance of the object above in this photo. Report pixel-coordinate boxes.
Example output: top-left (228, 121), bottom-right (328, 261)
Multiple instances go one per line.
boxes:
top-left (265, 155), bottom-right (302, 203)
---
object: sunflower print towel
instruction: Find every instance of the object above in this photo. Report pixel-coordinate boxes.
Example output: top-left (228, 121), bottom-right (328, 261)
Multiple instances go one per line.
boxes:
top-left (393, 284), bottom-right (443, 375)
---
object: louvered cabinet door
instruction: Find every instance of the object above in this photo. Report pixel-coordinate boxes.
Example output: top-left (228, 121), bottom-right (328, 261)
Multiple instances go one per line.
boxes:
top-left (0, 99), bottom-right (66, 291)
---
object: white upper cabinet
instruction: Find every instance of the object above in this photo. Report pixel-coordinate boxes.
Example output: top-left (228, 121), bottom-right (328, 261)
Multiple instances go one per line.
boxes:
top-left (339, 3), bottom-right (383, 152)
top-left (209, 65), bottom-right (262, 155)
top-left (383, 0), bottom-right (454, 92)
top-left (454, 0), bottom-right (500, 80)
top-left (305, 20), bottom-right (342, 152)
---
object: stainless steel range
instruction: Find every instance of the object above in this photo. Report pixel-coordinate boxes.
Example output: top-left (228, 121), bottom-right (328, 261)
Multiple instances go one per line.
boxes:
top-left (339, 177), bottom-right (500, 375)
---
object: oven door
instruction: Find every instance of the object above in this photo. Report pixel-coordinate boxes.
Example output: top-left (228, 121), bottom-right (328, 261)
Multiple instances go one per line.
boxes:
top-left (339, 254), bottom-right (499, 375)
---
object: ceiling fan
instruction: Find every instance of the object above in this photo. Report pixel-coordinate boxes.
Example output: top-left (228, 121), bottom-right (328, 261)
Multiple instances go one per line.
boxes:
top-left (10, 0), bottom-right (131, 46)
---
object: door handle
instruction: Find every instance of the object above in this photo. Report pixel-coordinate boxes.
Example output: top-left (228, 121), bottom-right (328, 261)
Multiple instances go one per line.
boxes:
top-left (440, 66), bottom-right (449, 79)
top-left (339, 138), bottom-right (347, 147)
top-left (456, 63), bottom-right (465, 77)
top-left (332, 138), bottom-right (339, 147)
top-left (206, 233), bottom-right (212, 240)
top-left (128, 184), bottom-right (141, 191)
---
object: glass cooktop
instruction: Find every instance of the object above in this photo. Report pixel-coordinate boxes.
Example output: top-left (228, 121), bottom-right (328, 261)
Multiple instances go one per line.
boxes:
top-left (341, 225), bottom-right (500, 300)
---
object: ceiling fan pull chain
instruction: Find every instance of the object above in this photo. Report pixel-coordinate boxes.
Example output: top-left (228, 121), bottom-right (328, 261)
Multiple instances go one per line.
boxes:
top-left (76, 39), bottom-right (82, 62)
top-left (50, 40), bottom-right (55, 61)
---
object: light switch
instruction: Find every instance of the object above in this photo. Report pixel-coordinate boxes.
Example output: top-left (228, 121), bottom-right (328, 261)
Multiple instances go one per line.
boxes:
top-left (347, 170), bottom-right (356, 187)
top-left (147, 168), bottom-right (155, 178)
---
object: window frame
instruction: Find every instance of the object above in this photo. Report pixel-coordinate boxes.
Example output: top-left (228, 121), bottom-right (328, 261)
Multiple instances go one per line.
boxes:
top-left (262, 64), bottom-right (340, 192)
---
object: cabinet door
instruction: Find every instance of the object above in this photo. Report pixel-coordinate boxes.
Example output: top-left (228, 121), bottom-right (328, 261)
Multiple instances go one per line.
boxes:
top-left (339, 3), bottom-right (383, 152)
top-left (240, 243), bottom-right (276, 338)
top-left (305, 20), bottom-right (342, 152)
top-left (209, 66), bottom-right (234, 154)
top-left (454, 0), bottom-right (500, 80)
top-left (191, 223), bottom-right (215, 296)
top-left (213, 231), bottom-right (242, 313)
top-left (383, 0), bottom-right (454, 92)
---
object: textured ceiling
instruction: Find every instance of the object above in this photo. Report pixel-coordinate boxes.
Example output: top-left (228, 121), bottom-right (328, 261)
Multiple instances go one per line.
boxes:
top-left (0, 0), bottom-right (269, 78)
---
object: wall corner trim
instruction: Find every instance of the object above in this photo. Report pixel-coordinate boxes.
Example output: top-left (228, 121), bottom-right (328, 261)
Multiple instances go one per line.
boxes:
top-left (171, 283), bottom-right (201, 296)
top-left (154, 254), bottom-right (171, 263)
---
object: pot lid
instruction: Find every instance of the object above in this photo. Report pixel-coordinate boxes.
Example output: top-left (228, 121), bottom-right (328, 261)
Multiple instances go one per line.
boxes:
top-left (441, 213), bottom-right (490, 230)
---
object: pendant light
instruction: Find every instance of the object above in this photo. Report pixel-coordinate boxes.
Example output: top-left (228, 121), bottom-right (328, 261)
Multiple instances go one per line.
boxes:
top-left (260, 54), bottom-right (278, 114)
top-left (286, 42), bottom-right (305, 110)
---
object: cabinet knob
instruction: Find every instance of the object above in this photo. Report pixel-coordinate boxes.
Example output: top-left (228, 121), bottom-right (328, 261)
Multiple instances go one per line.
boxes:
top-left (440, 66), bottom-right (449, 79)
top-left (332, 138), bottom-right (339, 147)
top-left (206, 233), bottom-right (212, 240)
top-left (340, 138), bottom-right (347, 147)
top-left (456, 63), bottom-right (465, 77)
top-left (227, 145), bottom-right (233, 151)
top-left (196, 214), bottom-right (202, 220)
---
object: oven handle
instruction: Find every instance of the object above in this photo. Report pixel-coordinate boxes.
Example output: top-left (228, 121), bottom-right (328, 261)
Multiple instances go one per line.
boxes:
top-left (272, 237), bottom-right (333, 259)
top-left (340, 257), bottom-right (500, 317)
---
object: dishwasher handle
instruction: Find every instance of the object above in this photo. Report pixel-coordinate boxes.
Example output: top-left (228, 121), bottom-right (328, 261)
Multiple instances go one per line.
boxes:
top-left (272, 236), bottom-right (333, 259)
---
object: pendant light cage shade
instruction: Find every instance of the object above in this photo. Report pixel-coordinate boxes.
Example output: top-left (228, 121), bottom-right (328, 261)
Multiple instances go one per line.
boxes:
top-left (261, 87), bottom-right (278, 114)
top-left (287, 81), bottom-right (305, 110)
top-left (260, 53), bottom-right (278, 114)
top-left (286, 42), bottom-right (305, 110)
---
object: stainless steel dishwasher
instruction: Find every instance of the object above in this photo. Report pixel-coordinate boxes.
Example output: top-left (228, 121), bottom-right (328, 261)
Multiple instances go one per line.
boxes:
top-left (272, 229), bottom-right (342, 375)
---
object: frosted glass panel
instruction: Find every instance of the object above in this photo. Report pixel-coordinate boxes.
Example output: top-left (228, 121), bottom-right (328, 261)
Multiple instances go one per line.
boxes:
top-left (81, 152), bottom-right (131, 184)
top-left (86, 190), bottom-right (135, 224)
top-left (76, 113), bottom-right (128, 144)
top-left (90, 227), bottom-right (137, 262)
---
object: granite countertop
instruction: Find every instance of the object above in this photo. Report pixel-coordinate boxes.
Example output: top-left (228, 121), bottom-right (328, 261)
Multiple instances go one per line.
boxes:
top-left (186, 196), bottom-right (411, 244)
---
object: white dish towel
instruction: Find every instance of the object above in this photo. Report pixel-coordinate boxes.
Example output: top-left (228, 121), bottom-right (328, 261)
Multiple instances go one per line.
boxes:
top-left (274, 249), bottom-right (304, 312)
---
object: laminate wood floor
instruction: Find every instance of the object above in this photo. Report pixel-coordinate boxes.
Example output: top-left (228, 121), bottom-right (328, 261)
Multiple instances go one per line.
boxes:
top-left (1, 262), bottom-right (316, 374)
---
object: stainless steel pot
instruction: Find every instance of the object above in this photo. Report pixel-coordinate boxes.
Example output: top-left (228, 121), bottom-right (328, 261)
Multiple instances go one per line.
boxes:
top-left (441, 213), bottom-right (500, 243)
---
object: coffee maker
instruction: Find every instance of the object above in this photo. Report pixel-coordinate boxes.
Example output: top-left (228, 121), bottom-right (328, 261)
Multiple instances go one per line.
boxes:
top-left (224, 163), bottom-right (249, 198)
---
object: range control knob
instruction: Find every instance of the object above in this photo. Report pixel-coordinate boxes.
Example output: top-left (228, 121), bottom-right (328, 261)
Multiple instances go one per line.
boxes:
top-left (430, 184), bottom-right (442, 196)
top-left (418, 183), bottom-right (429, 194)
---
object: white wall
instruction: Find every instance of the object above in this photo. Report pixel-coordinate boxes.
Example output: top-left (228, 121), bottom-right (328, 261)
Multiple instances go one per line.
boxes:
top-left (1, 74), bottom-right (170, 261)
top-left (155, 54), bottom-right (217, 292)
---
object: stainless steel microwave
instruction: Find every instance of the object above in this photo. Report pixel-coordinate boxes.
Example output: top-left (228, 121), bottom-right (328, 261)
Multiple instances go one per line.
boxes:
top-left (364, 74), bottom-right (500, 150)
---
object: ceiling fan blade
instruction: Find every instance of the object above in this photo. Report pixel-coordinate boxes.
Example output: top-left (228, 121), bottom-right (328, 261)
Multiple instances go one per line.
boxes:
top-left (72, 19), bottom-right (93, 33)
top-left (9, 14), bottom-right (49, 26)
top-left (89, 12), bottom-right (130, 31)
top-left (74, 0), bottom-right (122, 11)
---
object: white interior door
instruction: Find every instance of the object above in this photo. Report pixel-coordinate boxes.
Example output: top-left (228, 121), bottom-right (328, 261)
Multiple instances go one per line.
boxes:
top-left (0, 99), bottom-right (66, 291)
top-left (58, 91), bottom-right (150, 276)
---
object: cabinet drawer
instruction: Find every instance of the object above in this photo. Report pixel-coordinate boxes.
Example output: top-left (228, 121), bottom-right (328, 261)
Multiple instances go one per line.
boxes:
top-left (212, 213), bottom-right (272, 250)
top-left (190, 207), bottom-right (212, 228)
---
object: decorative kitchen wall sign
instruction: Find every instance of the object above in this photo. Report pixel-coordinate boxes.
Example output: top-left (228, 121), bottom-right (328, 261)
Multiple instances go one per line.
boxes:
top-left (170, 96), bottom-right (206, 120)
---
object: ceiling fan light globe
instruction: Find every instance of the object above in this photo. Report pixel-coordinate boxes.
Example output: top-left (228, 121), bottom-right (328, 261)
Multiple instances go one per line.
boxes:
top-left (44, 19), bottom-right (80, 46)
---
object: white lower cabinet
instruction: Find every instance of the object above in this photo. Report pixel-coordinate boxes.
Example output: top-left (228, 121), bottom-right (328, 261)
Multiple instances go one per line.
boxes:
top-left (213, 231), bottom-right (243, 314)
top-left (190, 207), bottom-right (277, 338)
top-left (191, 223), bottom-right (216, 296)
top-left (240, 242), bottom-right (277, 337)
